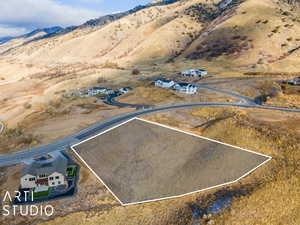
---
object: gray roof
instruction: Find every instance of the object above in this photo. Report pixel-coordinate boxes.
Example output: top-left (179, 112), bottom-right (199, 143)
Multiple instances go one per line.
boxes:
top-left (89, 87), bottom-right (107, 90)
top-left (22, 153), bottom-right (68, 177)
top-left (155, 78), bottom-right (174, 83)
top-left (176, 82), bottom-right (196, 87)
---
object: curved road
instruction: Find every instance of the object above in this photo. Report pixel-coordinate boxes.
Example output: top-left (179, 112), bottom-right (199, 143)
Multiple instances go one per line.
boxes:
top-left (103, 82), bottom-right (256, 110)
top-left (104, 93), bottom-right (147, 109)
top-left (0, 101), bottom-right (300, 167)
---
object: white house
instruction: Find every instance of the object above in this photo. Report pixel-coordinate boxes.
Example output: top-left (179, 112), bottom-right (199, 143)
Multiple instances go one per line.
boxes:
top-left (291, 77), bottom-right (300, 85)
top-left (155, 79), bottom-right (175, 88)
top-left (181, 69), bottom-right (208, 77)
top-left (21, 153), bottom-right (68, 192)
top-left (88, 87), bottom-right (114, 96)
top-left (174, 83), bottom-right (198, 94)
top-left (48, 172), bottom-right (65, 187)
top-left (21, 174), bottom-right (37, 189)
top-left (119, 87), bottom-right (132, 94)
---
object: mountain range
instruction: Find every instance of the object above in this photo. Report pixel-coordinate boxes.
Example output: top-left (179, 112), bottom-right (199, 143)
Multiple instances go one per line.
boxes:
top-left (0, 26), bottom-right (63, 44)
top-left (1, 0), bottom-right (300, 128)
top-left (1, 0), bottom-right (300, 72)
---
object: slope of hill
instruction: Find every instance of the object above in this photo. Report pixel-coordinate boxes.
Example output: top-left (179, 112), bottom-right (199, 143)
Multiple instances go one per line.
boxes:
top-left (0, 0), bottom-right (235, 64)
top-left (1, 0), bottom-right (300, 72)
top-left (0, 36), bottom-right (13, 44)
top-left (0, 26), bottom-right (63, 44)
top-left (0, 26), bottom-right (63, 54)
top-left (0, 0), bottom-right (300, 126)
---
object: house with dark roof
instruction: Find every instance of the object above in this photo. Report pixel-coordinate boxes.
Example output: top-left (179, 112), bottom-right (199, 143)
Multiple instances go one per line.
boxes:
top-left (174, 82), bottom-right (198, 94)
top-left (181, 69), bottom-right (208, 77)
top-left (292, 77), bottom-right (300, 85)
top-left (21, 153), bottom-right (68, 193)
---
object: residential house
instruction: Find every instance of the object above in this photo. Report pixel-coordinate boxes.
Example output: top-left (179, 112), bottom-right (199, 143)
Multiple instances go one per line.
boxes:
top-left (119, 87), bottom-right (132, 94)
top-left (155, 79), bottom-right (175, 88)
top-left (174, 83), bottom-right (198, 94)
top-left (292, 77), bottom-right (300, 85)
top-left (88, 87), bottom-right (114, 96)
top-left (21, 154), bottom-right (68, 193)
top-left (181, 69), bottom-right (208, 77)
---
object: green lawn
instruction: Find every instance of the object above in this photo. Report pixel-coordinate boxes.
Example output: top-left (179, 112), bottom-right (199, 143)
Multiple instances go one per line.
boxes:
top-left (67, 166), bottom-right (77, 177)
top-left (33, 189), bottom-right (49, 198)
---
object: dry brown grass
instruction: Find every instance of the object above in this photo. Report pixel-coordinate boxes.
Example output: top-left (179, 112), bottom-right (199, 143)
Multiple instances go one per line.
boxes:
top-left (35, 107), bottom-right (300, 225)
top-left (185, 107), bottom-right (300, 225)
top-left (134, 86), bottom-right (182, 103)
top-left (79, 166), bottom-right (91, 185)
top-left (243, 71), bottom-right (300, 76)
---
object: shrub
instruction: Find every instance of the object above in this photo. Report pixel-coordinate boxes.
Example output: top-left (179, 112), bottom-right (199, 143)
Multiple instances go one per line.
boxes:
top-left (23, 103), bottom-right (32, 109)
top-left (97, 77), bottom-right (107, 83)
top-left (282, 11), bottom-right (290, 16)
top-left (132, 68), bottom-right (140, 75)
top-left (4, 128), bottom-right (23, 137)
top-left (272, 26), bottom-right (280, 33)
top-left (102, 61), bottom-right (119, 69)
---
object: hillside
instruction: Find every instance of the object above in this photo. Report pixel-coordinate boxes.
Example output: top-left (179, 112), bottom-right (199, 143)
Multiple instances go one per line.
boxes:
top-left (0, 0), bottom-right (299, 127)
top-left (0, 26), bottom-right (63, 53)
top-left (1, 0), bottom-right (300, 70)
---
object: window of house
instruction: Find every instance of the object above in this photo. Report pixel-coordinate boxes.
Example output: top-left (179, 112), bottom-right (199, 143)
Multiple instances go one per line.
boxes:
top-left (52, 182), bottom-right (55, 185)
top-left (58, 181), bottom-right (61, 184)
top-left (55, 176), bottom-right (60, 179)
top-left (29, 177), bottom-right (36, 181)
top-left (49, 177), bottom-right (54, 180)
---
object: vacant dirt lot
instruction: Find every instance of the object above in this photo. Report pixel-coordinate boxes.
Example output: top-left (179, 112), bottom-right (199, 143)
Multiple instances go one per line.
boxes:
top-left (73, 118), bottom-right (269, 204)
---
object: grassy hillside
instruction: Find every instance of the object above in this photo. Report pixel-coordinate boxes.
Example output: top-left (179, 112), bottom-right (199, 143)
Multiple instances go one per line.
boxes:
top-left (1, 0), bottom-right (300, 71)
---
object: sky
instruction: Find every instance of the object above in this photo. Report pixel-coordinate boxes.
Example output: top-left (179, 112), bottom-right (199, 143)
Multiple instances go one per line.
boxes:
top-left (0, 0), bottom-right (150, 38)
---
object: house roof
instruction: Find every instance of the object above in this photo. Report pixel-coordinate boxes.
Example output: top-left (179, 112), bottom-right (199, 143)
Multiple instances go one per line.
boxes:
top-left (176, 82), bottom-right (196, 88)
top-left (155, 78), bottom-right (174, 83)
top-left (89, 87), bottom-right (107, 91)
top-left (22, 153), bottom-right (68, 177)
top-left (183, 69), bottom-right (206, 73)
top-left (120, 87), bottom-right (132, 91)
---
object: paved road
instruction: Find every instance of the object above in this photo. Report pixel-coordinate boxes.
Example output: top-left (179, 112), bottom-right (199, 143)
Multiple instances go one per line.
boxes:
top-left (195, 84), bottom-right (256, 104)
top-left (0, 101), bottom-right (300, 167)
top-left (103, 93), bottom-right (147, 109)
top-left (104, 84), bottom-right (256, 109)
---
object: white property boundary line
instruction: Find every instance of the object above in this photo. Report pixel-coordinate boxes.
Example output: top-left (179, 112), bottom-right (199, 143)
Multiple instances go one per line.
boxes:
top-left (71, 117), bottom-right (272, 206)
top-left (0, 121), bottom-right (5, 134)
